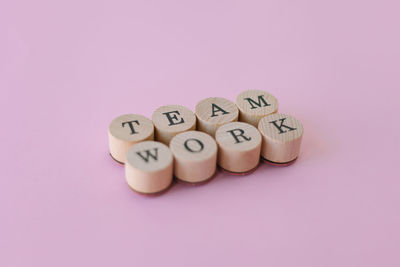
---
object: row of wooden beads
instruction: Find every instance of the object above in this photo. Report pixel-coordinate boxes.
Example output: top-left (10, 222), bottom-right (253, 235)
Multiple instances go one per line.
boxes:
top-left (108, 89), bottom-right (303, 194)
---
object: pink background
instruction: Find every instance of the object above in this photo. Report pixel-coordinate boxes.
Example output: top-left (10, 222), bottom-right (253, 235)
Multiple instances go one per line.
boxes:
top-left (1, 0), bottom-right (399, 266)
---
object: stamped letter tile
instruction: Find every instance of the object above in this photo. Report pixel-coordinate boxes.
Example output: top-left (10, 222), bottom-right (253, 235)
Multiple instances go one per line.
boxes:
top-left (195, 97), bottom-right (239, 136)
top-left (108, 114), bottom-right (154, 164)
top-left (236, 89), bottom-right (278, 127)
top-left (258, 113), bottom-right (303, 165)
top-left (170, 131), bottom-right (217, 184)
top-left (125, 141), bottom-right (173, 194)
top-left (215, 122), bottom-right (261, 174)
top-left (152, 105), bottom-right (196, 145)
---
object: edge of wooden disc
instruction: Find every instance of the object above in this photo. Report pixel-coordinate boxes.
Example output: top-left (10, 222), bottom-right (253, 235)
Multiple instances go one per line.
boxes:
top-left (110, 153), bottom-right (125, 165)
top-left (127, 179), bottom-right (176, 196)
top-left (260, 156), bottom-right (298, 166)
top-left (217, 161), bottom-right (260, 176)
top-left (174, 169), bottom-right (217, 186)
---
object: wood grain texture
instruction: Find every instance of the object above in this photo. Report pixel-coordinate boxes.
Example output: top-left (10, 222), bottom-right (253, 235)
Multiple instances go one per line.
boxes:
top-left (195, 97), bottom-right (239, 136)
top-left (169, 131), bottom-right (217, 184)
top-left (258, 113), bottom-right (303, 164)
top-left (152, 105), bottom-right (196, 145)
top-left (215, 122), bottom-right (261, 173)
top-left (125, 141), bottom-right (173, 194)
top-left (236, 89), bottom-right (278, 127)
top-left (108, 114), bottom-right (154, 164)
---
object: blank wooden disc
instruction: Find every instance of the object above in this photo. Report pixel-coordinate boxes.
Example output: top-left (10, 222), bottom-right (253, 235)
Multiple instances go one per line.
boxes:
top-left (169, 131), bottom-right (217, 184)
top-left (152, 105), bottom-right (196, 145)
top-left (108, 114), bottom-right (154, 164)
top-left (215, 121), bottom-right (261, 173)
top-left (258, 113), bottom-right (303, 164)
top-left (125, 141), bottom-right (173, 194)
top-left (195, 97), bottom-right (239, 136)
top-left (236, 89), bottom-right (278, 127)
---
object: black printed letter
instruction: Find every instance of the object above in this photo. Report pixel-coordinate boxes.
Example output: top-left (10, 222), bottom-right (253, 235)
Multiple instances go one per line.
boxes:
top-left (269, 118), bottom-right (296, 134)
top-left (162, 111), bottom-right (185, 126)
top-left (184, 138), bottom-right (204, 153)
top-left (122, 120), bottom-right (140, 135)
top-left (211, 103), bottom-right (229, 117)
top-left (226, 128), bottom-right (252, 144)
top-left (136, 148), bottom-right (159, 163)
top-left (244, 95), bottom-right (270, 109)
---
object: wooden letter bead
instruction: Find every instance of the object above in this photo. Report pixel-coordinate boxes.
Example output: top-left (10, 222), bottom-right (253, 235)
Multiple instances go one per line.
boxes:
top-left (125, 141), bottom-right (173, 194)
top-left (215, 122), bottom-right (261, 174)
top-left (236, 89), bottom-right (278, 127)
top-left (258, 113), bottom-right (303, 165)
top-left (169, 131), bottom-right (217, 184)
top-left (152, 105), bottom-right (196, 145)
top-left (108, 114), bottom-right (154, 164)
top-left (195, 97), bottom-right (239, 136)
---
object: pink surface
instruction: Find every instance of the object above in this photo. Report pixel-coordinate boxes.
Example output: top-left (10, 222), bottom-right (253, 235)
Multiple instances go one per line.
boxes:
top-left (1, 0), bottom-right (399, 266)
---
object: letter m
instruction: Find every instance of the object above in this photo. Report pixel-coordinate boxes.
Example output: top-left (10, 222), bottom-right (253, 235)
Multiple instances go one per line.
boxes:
top-left (244, 95), bottom-right (270, 109)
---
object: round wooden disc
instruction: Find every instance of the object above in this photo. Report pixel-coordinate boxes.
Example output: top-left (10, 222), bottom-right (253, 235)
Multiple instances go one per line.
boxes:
top-left (125, 141), bottom-right (173, 194)
top-left (152, 105), bottom-right (196, 145)
top-left (236, 89), bottom-right (278, 127)
top-left (215, 121), bottom-right (261, 173)
top-left (108, 114), bottom-right (154, 164)
top-left (195, 97), bottom-right (239, 136)
top-left (258, 113), bottom-right (303, 164)
top-left (169, 131), bottom-right (217, 184)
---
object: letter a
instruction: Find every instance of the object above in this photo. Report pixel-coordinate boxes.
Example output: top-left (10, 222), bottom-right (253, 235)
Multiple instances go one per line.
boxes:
top-left (211, 103), bottom-right (229, 117)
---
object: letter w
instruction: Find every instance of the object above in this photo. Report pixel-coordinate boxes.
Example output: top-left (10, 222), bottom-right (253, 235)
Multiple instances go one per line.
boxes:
top-left (136, 148), bottom-right (159, 163)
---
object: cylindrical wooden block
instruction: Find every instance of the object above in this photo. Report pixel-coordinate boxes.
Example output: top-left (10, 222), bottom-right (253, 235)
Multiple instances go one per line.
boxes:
top-left (169, 131), bottom-right (217, 184)
top-left (236, 89), bottom-right (278, 127)
top-left (215, 122), bottom-right (261, 174)
top-left (195, 97), bottom-right (239, 136)
top-left (125, 141), bottom-right (173, 194)
top-left (152, 105), bottom-right (196, 145)
top-left (108, 114), bottom-right (154, 164)
top-left (258, 113), bottom-right (303, 164)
